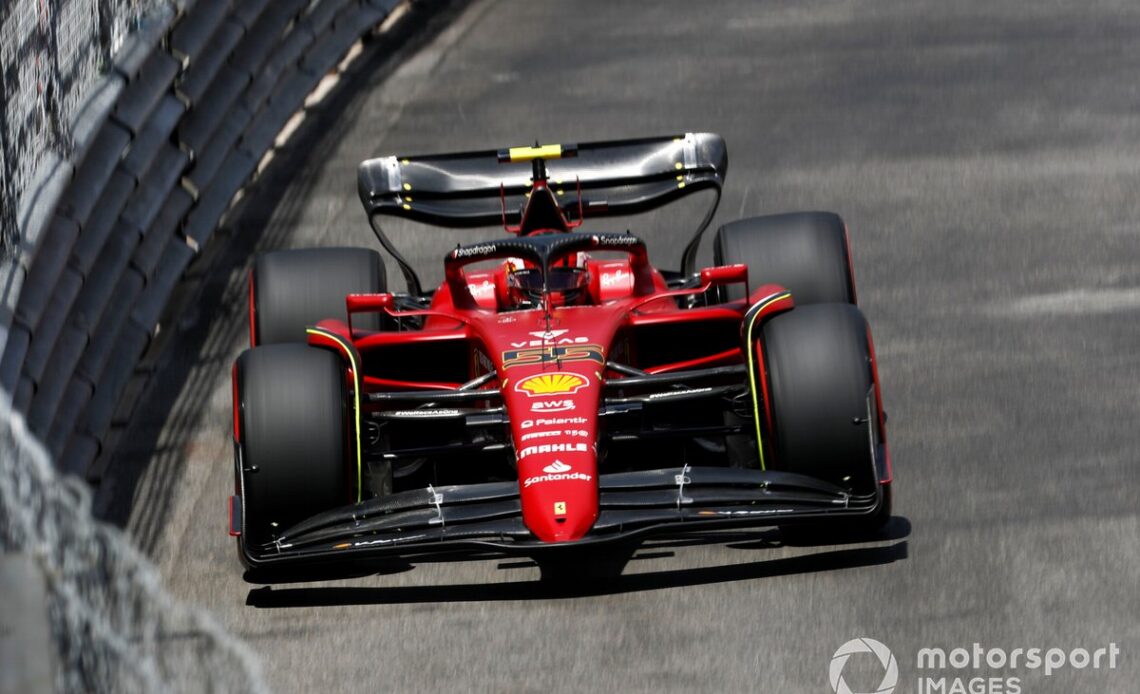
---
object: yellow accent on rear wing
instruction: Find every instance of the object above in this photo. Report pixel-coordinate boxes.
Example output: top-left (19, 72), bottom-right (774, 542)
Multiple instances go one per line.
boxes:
top-left (500, 143), bottom-right (571, 163)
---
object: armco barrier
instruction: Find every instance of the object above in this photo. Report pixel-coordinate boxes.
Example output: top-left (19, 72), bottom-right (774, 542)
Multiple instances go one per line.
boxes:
top-left (1, 0), bottom-right (405, 478)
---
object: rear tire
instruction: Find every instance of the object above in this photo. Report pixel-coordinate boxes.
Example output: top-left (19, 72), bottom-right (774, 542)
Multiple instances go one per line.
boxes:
top-left (714, 211), bottom-right (856, 304)
top-left (236, 344), bottom-right (350, 547)
top-left (251, 247), bottom-right (386, 345)
top-left (759, 303), bottom-right (888, 533)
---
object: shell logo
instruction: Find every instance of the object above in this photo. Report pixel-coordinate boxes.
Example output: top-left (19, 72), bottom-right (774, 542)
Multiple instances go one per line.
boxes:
top-left (515, 372), bottom-right (588, 397)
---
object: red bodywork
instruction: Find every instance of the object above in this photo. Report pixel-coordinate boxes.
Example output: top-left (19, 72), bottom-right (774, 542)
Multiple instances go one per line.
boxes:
top-left (304, 252), bottom-right (773, 543)
top-left (295, 252), bottom-right (888, 545)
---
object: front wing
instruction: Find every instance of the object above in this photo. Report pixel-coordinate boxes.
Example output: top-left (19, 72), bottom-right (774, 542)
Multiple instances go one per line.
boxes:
top-left (239, 467), bottom-right (884, 583)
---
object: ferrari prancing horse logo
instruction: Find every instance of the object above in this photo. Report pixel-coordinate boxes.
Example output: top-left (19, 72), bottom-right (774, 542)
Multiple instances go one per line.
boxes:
top-left (554, 501), bottom-right (567, 516)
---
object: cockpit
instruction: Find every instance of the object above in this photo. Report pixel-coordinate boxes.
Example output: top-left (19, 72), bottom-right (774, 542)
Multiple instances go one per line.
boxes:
top-left (442, 229), bottom-right (652, 314)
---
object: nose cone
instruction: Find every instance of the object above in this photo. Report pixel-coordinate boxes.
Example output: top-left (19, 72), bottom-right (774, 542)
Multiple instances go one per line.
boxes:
top-left (518, 455), bottom-right (599, 542)
top-left (508, 369), bottom-right (601, 543)
top-left (486, 309), bottom-right (619, 544)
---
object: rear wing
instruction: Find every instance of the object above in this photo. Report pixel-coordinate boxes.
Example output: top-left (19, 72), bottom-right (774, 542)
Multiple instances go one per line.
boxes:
top-left (358, 132), bottom-right (726, 225)
top-left (357, 133), bottom-right (728, 293)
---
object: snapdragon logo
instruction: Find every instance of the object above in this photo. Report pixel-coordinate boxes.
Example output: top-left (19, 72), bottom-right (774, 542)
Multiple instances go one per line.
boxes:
top-left (830, 638), bottom-right (898, 694)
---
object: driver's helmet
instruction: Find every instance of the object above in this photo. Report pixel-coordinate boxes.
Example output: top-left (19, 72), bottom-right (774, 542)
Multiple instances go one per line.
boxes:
top-left (507, 264), bottom-right (590, 308)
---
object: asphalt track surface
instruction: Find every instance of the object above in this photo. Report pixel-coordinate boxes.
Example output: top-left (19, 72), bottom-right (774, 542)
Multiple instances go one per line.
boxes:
top-left (103, 1), bottom-right (1140, 692)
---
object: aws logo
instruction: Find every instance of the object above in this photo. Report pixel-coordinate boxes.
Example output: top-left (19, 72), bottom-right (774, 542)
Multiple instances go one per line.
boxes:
top-left (502, 344), bottom-right (604, 369)
top-left (515, 372), bottom-right (589, 397)
top-left (531, 400), bottom-right (575, 413)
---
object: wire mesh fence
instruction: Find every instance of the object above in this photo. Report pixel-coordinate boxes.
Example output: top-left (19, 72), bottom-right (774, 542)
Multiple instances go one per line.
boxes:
top-left (0, 0), bottom-right (168, 257)
top-left (1, 388), bottom-right (270, 693)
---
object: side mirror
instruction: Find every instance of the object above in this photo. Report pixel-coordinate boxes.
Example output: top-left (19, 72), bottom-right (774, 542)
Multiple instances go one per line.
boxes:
top-left (345, 293), bottom-right (394, 314)
top-left (345, 293), bottom-right (394, 334)
top-left (699, 264), bottom-right (748, 288)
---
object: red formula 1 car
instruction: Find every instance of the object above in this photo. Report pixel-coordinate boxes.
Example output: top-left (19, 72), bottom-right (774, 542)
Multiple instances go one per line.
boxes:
top-left (229, 133), bottom-right (892, 581)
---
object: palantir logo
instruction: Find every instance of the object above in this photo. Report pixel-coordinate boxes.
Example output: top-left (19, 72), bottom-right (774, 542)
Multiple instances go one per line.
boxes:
top-left (830, 638), bottom-right (898, 694)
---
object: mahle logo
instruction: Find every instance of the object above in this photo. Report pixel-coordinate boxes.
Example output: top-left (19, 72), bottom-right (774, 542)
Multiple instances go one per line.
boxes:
top-left (830, 638), bottom-right (898, 694)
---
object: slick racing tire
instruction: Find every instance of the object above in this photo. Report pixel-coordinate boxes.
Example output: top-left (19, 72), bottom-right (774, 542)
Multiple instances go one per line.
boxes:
top-left (235, 344), bottom-right (350, 548)
top-left (713, 211), bottom-right (856, 304)
top-left (250, 247), bottom-right (386, 345)
top-left (760, 303), bottom-right (889, 532)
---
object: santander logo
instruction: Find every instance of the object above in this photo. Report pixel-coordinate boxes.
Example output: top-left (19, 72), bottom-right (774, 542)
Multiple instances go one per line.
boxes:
top-left (522, 459), bottom-right (593, 488)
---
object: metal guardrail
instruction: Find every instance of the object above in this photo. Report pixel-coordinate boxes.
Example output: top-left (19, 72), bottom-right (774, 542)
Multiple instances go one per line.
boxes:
top-left (0, 0), bottom-right (405, 480)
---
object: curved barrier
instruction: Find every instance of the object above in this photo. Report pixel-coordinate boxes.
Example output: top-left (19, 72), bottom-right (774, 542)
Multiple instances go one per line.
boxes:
top-left (0, 0), bottom-right (404, 480)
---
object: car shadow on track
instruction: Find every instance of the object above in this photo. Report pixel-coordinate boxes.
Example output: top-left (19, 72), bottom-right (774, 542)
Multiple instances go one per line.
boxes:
top-left (244, 517), bottom-right (910, 607)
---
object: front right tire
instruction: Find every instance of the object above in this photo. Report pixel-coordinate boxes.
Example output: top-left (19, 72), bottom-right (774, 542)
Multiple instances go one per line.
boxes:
top-left (760, 303), bottom-right (889, 532)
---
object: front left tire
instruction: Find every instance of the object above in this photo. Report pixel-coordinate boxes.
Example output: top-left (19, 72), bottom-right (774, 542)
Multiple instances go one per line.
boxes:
top-left (235, 344), bottom-right (351, 548)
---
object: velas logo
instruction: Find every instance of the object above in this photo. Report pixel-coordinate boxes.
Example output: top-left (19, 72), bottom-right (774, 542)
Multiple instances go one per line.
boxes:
top-left (830, 638), bottom-right (898, 694)
top-left (510, 335), bottom-right (589, 348)
top-left (515, 372), bottom-right (588, 397)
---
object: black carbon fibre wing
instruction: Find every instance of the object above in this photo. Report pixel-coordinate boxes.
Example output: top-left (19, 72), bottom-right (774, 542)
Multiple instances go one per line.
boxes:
top-left (238, 467), bottom-right (886, 584)
top-left (358, 132), bottom-right (727, 226)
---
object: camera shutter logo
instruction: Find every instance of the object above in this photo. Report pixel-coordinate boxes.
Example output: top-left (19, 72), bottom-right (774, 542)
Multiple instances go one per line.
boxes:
top-left (829, 638), bottom-right (898, 694)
